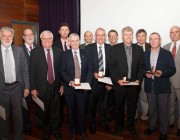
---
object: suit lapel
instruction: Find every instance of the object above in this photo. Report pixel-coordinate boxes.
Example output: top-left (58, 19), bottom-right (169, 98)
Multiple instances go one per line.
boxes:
top-left (11, 46), bottom-right (18, 75)
top-left (80, 50), bottom-right (85, 74)
top-left (0, 47), bottom-right (5, 81)
top-left (146, 50), bottom-right (151, 70)
top-left (68, 50), bottom-right (75, 77)
top-left (40, 47), bottom-right (48, 72)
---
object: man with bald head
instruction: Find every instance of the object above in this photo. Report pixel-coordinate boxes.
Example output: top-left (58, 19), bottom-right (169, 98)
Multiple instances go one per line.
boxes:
top-left (80, 31), bottom-right (93, 49)
top-left (163, 25), bottom-right (180, 137)
top-left (29, 30), bottom-right (62, 140)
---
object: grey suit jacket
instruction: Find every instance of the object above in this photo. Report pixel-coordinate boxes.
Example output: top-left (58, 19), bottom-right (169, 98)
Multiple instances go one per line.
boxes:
top-left (164, 42), bottom-right (180, 88)
top-left (0, 45), bottom-right (29, 89)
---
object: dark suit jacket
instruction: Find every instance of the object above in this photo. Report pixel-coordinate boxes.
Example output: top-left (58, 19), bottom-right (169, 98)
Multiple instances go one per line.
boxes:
top-left (109, 43), bottom-right (145, 92)
top-left (144, 47), bottom-right (176, 93)
top-left (29, 46), bottom-right (62, 97)
top-left (80, 43), bottom-right (86, 49)
top-left (60, 49), bottom-right (92, 93)
top-left (85, 43), bottom-right (111, 89)
top-left (0, 45), bottom-right (29, 89)
top-left (136, 42), bottom-right (151, 52)
top-left (85, 43), bottom-right (111, 76)
top-left (53, 38), bottom-right (64, 52)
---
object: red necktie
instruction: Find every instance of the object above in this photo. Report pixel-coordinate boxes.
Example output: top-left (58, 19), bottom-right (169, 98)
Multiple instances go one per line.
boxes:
top-left (172, 42), bottom-right (176, 59)
top-left (47, 49), bottom-right (54, 84)
top-left (29, 45), bottom-right (32, 51)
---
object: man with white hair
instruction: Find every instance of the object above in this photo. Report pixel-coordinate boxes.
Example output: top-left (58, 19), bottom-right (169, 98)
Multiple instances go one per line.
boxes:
top-left (0, 26), bottom-right (29, 140)
top-left (29, 30), bottom-right (63, 140)
top-left (60, 33), bottom-right (92, 140)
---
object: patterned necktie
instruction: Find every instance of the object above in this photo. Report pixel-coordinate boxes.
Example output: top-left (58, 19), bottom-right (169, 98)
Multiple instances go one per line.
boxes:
top-left (74, 51), bottom-right (81, 79)
top-left (172, 42), bottom-right (176, 59)
top-left (5, 48), bottom-right (13, 82)
top-left (47, 49), bottom-right (54, 84)
top-left (126, 46), bottom-right (132, 79)
top-left (64, 41), bottom-right (68, 51)
top-left (98, 46), bottom-right (104, 71)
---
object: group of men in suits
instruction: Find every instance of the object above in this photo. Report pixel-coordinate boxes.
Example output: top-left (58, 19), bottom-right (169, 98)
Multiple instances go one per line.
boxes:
top-left (0, 24), bottom-right (179, 140)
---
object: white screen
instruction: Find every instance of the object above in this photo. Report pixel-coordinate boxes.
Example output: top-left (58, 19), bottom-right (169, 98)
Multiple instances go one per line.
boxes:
top-left (80, 0), bottom-right (180, 45)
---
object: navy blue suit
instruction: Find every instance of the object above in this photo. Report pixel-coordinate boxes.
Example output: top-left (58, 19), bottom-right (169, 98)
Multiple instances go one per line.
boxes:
top-left (144, 48), bottom-right (176, 93)
top-left (144, 47), bottom-right (176, 134)
top-left (60, 49), bottom-right (92, 134)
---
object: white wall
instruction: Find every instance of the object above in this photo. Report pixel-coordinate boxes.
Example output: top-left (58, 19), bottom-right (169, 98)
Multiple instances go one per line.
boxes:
top-left (80, 0), bottom-right (180, 45)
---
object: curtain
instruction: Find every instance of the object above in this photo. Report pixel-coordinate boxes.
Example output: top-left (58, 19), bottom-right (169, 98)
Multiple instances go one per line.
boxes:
top-left (39, 0), bottom-right (80, 40)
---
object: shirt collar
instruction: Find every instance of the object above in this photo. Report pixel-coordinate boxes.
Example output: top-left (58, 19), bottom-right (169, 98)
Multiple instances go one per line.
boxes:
top-left (72, 48), bottom-right (80, 54)
top-left (1, 44), bottom-right (12, 52)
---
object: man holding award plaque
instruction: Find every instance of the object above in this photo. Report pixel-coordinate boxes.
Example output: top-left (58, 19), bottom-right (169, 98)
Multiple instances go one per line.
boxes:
top-left (109, 26), bottom-right (145, 136)
top-left (60, 33), bottom-right (92, 140)
top-left (85, 28), bottom-right (112, 134)
top-left (144, 32), bottom-right (176, 140)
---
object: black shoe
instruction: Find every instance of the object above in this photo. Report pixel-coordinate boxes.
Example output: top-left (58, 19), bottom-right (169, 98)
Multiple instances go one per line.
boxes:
top-left (144, 128), bottom-right (157, 135)
top-left (53, 133), bottom-right (62, 140)
top-left (159, 134), bottom-right (167, 140)
top-left (169, 124), bottom-right (175, 128)
top-left (112, 128), bottom-right (124, 136)
top-left (98, 122), bottom-right (111, 131)
top-left (127, 128), bottom-right (137, 136)
top-left (177, 129), bottom-right (180, 137)
top-left (90, 126), bottom-right (96, 134)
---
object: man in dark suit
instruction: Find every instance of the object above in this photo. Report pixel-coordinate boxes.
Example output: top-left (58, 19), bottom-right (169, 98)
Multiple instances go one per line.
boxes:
top-left (21, 28), bottom-right (36, 135)
top-left (53, 23), bottom-right (70, 127)
top-left (144, 32), bottom-right (176, 140)
top-left (86, 28), bottom-right (112, 134)
top-left (107, 29), bottom-right (119, 122)
top-left (29, 30), bottom-right (62, 140)
top-left (80, 31), bottom-right (93, 49)
top-left (60, 33), bottom-right (92, 140)
top-left (0, 27), bottom-right (29, 140)
top-left (109, 26), bottom-right (145, 136)
top-left (53, 22), bottom-right (70, 51)
top-left (135, 29), bottom-right (151, 120)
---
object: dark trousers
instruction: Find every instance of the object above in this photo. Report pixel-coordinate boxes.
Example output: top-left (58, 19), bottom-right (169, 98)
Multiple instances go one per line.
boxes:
top-left (64, 90), bottom-right (86, 134)
top-left (107, 89), bottom-right (115, 118)
top-left (39, 83), bottom-right (60, 135)
top-left (89, 84), bottom-right (108, 129)
top-left (22, 94), bottom-right (31, 131)
top-left (0, 82), bottom-right (23, 140)
top-left (114, 87), bottom-right (138, 129)
top-left (147, 93), bottom-right (170, 134)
